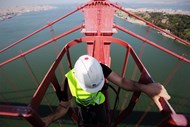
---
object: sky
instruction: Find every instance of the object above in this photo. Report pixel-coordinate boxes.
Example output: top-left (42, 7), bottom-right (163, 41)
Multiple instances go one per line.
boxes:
top-left (0, 0), bottom-right (190, 8)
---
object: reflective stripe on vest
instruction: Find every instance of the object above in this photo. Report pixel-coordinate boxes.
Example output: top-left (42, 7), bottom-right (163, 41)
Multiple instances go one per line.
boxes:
top-left (65, 69), bottom-right (105, 106)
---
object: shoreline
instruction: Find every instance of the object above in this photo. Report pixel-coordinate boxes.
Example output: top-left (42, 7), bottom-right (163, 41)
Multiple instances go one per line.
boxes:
top-left (0, 5), bottom-right (56, 21)
top-left (1, 6), bottom-right (189, 44)
top-left (123, 8), bottom-right (190, 16)
top-left (116, 7), bottom-right (190, 26)
top-left (115, 8), bottom-right (190, 43)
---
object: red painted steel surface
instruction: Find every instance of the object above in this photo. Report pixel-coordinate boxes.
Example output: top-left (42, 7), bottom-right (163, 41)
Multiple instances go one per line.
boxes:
top-left (0, 0), bottom-right (190, 126)
top-left (82, 0), bottom-right (115, 36)
top-left (0, 105), bottom-right (45, 126)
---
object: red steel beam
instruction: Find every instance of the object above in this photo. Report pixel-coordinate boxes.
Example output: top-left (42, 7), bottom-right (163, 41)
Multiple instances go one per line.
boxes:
top-left (86, 36), bottom-right (188, 126)
top-left (0, 105), bottom-right (45, 127)
top-left (1, 35), bottom-right (189, 126)
top-left (0, 24), bottom-right (83, 68)
top-left (93, 36), bottom-right (105, 63)
top-left (168, 113), bottom-right (190, 127)
top-left (115, 24), bottom-right (190, 64)
top-left (1, 1), bottom-right (189, 126)
top-left (79, 36), bottom-right (186, 126)
top-left (111, 3), bottom-right (190, 46)
top-left (30, 38), bottom-right (84, 109)
top-left (0, 4), bottom-right (87, 54)
top-left (0, 105), bottom-right (31, 117)
top-left (99, 36), bottom-right (189, 126)
top-left (82, 0), bottom-right (115, 36)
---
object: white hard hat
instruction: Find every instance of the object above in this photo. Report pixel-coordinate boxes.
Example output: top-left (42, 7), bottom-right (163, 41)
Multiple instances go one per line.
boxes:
top-left (74, 55), bottom-right (105, 93)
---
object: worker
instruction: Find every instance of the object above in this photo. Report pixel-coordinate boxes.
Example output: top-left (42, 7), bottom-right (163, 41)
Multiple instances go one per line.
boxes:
top-left (42, 55), bottom-right (171, 126)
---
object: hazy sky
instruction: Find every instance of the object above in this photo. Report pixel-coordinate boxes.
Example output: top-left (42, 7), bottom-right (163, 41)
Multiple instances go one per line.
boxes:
top-left (0, 0), bottom-right (189, 7)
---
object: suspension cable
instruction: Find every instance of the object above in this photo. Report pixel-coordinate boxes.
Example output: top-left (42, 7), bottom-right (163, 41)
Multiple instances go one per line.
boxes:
top-left (120, 28), bottom-right (150, 118)
top-left (21, 55), bottom-right (55, 112)
top-left (115, 24), bottom-right (190, 64)
top-left (111, 3), bottom-right (190, 46)
top-left (0, 4), bottom-right (86, 54)
top-left (48, 23), bottom-right (65, 78)
top-left (0, 24), bottom-right (83, 68)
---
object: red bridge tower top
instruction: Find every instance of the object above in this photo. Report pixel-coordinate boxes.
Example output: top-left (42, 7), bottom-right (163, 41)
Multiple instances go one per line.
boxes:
top-left (82, 0), bottom-right (117, 36)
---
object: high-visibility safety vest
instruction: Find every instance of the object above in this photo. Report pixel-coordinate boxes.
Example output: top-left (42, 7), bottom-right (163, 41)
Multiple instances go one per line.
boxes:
top-left (65, 69), bottom-right (105, 106)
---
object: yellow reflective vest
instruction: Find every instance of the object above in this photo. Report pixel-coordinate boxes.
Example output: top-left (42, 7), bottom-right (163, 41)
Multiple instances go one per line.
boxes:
top-left (65, 69), bottom-right (105, 106)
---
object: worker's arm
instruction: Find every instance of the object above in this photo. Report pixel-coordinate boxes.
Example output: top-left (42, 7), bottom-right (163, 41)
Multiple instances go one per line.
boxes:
top-left (107, 71), bottom-right (171, 111)
top-left (42, 99), bottom-right (72, 126)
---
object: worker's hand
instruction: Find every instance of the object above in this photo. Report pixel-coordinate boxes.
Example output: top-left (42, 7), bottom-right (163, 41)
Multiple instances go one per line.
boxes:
top-left (42, 116), bottom-right (51, 127)
top-left (143, 83), bottom-right (171, 111)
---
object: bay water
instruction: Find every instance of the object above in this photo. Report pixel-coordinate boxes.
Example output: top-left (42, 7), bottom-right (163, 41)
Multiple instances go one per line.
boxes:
top-left (0, 4), bottom-right (190, 127)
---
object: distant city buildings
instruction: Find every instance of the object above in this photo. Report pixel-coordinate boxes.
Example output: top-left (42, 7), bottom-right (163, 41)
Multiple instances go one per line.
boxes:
top-left (124, 8), bottom-right (190, 16)
top-left (0, 5), bottom-right (55, 21)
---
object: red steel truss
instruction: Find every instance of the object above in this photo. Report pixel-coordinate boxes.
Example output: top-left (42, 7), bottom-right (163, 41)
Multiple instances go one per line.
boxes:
top-left (0, 0), bottom-right (190, 126)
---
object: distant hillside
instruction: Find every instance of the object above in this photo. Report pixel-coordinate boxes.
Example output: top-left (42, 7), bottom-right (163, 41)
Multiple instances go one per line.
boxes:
top-left (116, 9), bottom-right (190, 42)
